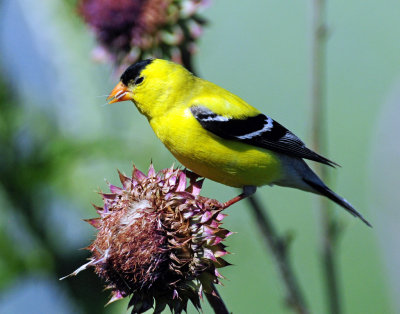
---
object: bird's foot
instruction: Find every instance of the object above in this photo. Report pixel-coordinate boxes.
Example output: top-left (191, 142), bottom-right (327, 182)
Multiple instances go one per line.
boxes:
top-left (222, 186), bottom-right (257, 209)
top-left (222, 194), bottom-right (246, 209)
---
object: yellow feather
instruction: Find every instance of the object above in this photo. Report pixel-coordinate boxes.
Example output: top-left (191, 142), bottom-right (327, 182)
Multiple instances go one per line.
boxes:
top-left (107, 58), bottom-right (371, 226)
top-left (150, 107), bottom-right (282, 187)
top-left (124, 59), bottom-right (282, 188)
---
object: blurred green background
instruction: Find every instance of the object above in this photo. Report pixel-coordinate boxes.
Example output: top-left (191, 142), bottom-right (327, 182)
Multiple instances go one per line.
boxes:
top-left (0, 0), bottom-right (399, 313)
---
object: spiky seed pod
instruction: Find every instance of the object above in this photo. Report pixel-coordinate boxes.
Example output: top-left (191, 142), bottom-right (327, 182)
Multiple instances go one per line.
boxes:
top-left (63, 164), bottom-right (231, 314)
top-left (78, 0), bottom-right (209, 72)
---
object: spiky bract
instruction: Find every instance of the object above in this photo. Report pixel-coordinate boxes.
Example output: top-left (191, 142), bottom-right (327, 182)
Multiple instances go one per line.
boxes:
top-left (66, 164), bottom-right (231, 314)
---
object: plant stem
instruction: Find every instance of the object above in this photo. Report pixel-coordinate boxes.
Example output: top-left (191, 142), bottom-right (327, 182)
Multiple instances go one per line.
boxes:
top-left (248, 196), bottom-right (309, 314)
top-left (310, 0), bottom-right (342, 313)
top-left (205, 283), bottom-right (230, 314)
top-left (179, 44), bottom-right (196, 74)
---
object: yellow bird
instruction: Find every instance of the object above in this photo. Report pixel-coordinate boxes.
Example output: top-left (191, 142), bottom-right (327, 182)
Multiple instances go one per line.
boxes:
top-left (107, 58), bottom-right (370, 226)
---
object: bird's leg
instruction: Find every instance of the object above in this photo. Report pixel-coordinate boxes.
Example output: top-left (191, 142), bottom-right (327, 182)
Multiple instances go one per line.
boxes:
top-left (222, 186), bottom-right (257, 209)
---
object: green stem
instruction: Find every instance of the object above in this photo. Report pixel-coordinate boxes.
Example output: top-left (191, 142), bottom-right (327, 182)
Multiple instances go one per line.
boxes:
top-left (248, 196), bottom-right (309, 314)
top-left (205, 283), bottom-right (230, 314)
top-left (310, 0), bottom-right (342, 313)
top-left (179, 45), bottom-right (196, 75)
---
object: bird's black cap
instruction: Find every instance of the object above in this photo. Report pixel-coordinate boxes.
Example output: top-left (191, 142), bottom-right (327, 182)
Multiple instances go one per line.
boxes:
top-left (120, 59), bottom-right (153, 86)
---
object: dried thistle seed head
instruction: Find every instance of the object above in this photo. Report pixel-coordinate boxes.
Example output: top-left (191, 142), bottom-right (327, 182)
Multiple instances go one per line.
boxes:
top-left (64, 164), bottom-right (231, 314)
top-left (78, 0), bottom-right (209, 71)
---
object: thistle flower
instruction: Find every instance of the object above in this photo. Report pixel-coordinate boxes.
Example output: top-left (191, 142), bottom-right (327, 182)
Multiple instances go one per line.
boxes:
top-left (63, 164), bottom-right (231, 314)
top-left (78, 0), bottom-right (209, 72)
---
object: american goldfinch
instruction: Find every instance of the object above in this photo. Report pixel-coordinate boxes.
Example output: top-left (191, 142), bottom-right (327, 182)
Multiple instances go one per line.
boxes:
top-left (107, 58), bottom-right (370, 226)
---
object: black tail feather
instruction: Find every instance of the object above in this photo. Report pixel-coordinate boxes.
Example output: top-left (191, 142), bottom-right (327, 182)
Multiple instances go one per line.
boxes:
top-left (303, 178), bottom-right (372, 227)
top-left (307, 149), bottom-right (340, 168)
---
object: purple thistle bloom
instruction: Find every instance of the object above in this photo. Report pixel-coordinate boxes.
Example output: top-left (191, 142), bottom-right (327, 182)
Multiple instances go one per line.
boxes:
top-left (78, 0), bottom-right (209, 72)
top-left (62, 164), bottom-right (231, 314)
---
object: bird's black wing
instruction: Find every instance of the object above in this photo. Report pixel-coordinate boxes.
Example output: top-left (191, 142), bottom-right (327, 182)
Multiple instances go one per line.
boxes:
top-left (190, 105), bottom-right (338, 167)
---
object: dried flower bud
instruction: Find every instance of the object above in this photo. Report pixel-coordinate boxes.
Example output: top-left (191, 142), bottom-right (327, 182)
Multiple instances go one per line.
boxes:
top-left (78, 0), bottom-right (209, 71)
top-left (63, 164), bottom-right (231, 314)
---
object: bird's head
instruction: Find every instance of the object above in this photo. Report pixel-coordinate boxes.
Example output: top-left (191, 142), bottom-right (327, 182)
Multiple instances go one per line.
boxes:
top-left (107, 58), bottom-right (194, 119)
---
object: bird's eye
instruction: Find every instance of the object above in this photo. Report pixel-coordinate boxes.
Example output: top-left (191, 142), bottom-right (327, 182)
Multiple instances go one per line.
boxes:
top-left (135, 76), bottom-right (144, 85)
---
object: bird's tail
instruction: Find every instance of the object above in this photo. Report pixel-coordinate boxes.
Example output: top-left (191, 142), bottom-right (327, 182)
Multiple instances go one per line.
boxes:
top-left (303, 177), bottom-right (372, 227)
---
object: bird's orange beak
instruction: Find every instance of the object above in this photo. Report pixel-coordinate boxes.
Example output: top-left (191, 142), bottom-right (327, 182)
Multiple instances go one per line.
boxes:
top-left (107, 82), bottom-right (134, 104)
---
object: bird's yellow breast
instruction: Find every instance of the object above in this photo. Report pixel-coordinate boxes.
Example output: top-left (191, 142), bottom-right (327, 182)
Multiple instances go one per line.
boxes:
top-left (149, 108), bottom-right (283, 188)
